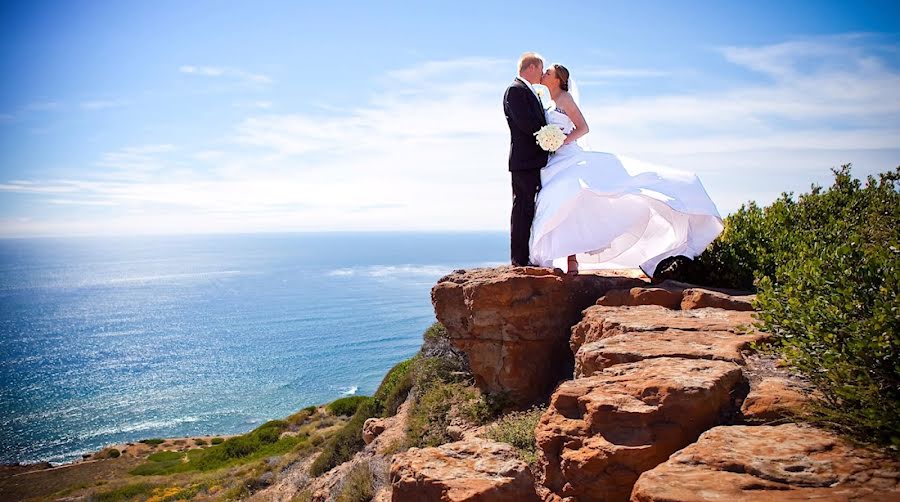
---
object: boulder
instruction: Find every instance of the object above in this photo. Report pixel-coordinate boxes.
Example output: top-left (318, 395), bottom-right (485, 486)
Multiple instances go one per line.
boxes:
top-left (432, 267), bottom-right (643, 406)
top-left (536, 357), bottom-right (743, 502)
top-left (575, 328), bottom-right (766, 378)
top-left (363, 418), bottom-right (387, 445)
top-left (681, 288), bottom-right (754, 311)
top-left (570, 305), bottom-right (760, 356)
top-left (596, 287), bottom-right (683, 309)
top-left (390, 439), bottom-right (539, 502)
top-left (631, 424), bottom-right (900, 501)
top-left (740, 377), bottom-right (809, 422)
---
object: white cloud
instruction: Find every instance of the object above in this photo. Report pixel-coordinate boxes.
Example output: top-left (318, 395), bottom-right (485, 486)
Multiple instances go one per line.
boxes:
top-left (3, 37), bottom-right (899, 237)
top-left (179, 65), bottom-right (272, 84)
top-left (81, 99), bottom-right (128, 110)
top-left (24, 101), bottom-right (60, 111)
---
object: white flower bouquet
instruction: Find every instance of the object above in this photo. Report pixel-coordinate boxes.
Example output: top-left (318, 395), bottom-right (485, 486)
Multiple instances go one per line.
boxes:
top-left (534, 124), bottom-right (566, 153)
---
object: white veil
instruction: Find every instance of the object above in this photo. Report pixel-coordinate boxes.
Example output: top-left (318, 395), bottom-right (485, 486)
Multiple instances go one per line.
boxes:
top-left (567, 75), bottom-right (592, 150)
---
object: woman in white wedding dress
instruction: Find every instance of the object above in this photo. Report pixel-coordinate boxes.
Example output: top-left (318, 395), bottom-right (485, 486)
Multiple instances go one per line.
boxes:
top-left (530, 64), bottom-right (724, 276)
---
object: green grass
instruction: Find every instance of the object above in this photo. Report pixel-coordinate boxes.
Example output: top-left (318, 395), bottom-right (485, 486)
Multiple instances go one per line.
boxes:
top-left (485, 407), bottom-right (546, 464)
top-left (94, 482), bottom-right (155, 502)
top-left (131, 420), bottom-right (304, 475)
top-left (335, 462), bottom-right (374, 502)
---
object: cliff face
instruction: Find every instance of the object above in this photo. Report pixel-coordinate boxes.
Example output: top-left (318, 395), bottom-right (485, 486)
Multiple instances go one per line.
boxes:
top-left (389, 267), bottom-right (900, 502)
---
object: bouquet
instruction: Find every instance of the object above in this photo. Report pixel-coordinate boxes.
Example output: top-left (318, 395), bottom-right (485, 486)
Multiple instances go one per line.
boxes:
top-left (534, 124), bottom-right (566, 153)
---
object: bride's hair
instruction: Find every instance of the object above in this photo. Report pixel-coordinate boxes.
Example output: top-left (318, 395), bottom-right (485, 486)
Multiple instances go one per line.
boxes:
top-left (552, 64), bottom-right (570, 91)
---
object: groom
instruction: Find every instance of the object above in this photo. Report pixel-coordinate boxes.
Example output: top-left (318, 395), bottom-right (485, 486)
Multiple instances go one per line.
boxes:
top-left (503, 52), bottom-right (549, 266)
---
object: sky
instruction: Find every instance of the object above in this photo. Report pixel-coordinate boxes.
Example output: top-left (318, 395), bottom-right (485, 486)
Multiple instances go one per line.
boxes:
top-left (1, 0), bottom-right (899, 237)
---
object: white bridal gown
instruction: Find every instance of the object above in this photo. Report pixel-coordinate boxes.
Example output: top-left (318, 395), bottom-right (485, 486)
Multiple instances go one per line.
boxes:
top-left (529, 108), bottom-right (724, 276)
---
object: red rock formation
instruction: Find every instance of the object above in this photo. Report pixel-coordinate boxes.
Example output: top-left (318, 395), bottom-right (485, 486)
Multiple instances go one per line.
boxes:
top-left (390, 439), bottom-right (539, 502)
top-left (431, 267), bottom-right (643, 406)
top-left (570, 305), bottom-right (760, 357)
top-left (536, 357), bottom-right (743, 502)
top-left (680, 288), bottom-right (754, 311)
top-left (631, 424), bottom-right (900, 501)
top-left (740, 377), bottom-right (809, 422)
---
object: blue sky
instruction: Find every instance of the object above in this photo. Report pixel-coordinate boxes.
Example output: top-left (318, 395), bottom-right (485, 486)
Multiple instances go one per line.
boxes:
top-left (1, 0), bottom-right (899, 236)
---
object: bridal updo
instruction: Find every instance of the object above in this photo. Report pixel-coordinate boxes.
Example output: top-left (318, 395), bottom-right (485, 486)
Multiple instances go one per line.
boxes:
top-left (552, 64), bottom-right (570, 91)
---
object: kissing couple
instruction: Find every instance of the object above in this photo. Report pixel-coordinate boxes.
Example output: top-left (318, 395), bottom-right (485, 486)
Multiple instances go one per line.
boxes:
top-left (503, 52), bottom-right (724, 276)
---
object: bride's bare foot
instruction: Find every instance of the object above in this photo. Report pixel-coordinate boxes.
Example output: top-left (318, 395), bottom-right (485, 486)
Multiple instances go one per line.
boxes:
top-left (567, 255), bottom-right (579, 275)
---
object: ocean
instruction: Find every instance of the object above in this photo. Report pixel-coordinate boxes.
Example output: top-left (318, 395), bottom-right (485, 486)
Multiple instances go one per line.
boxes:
top-left (0, 231), bottom-right (507, 465)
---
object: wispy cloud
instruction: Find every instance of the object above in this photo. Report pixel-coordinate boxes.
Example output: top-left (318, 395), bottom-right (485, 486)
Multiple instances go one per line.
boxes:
top-left (179, 65), bottom-right (272, 84)
top-left (80, 99), bottom-right (129, 110)
top-left (3, 36), bottom-right (899, 237)
top-left (23, 101), bottom-right (60, 112)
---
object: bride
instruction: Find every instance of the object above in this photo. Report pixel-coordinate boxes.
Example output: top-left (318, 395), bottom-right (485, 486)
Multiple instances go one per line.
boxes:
top-left (530, 64), bottom-right (724, 276)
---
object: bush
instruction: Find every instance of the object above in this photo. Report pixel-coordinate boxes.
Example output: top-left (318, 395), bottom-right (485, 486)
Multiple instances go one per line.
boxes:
top-left (139, 438), bottom-right (164, 446)
top-left (335, 462), bottom-right (375, 502)
top-left (131, 420), bottom-right (300, 475)
top-left (698, 165), bottom-right (899, 446)
top-left (328, 396), bottom-right (371, 416)
top-left (210, 437), bottom-right (224, 445)
top-left (751, 166), bottom-right (900, 446)
top-left (485, 407), bottom-right (546, 464)
top-left (309, 399), bottom-right (377, 476)
top-left (406, 382), bottom-right (483, 448)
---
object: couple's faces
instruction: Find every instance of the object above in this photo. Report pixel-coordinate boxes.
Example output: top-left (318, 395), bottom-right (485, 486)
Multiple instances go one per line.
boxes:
top-left (540, 67), bottom-right (556, 86)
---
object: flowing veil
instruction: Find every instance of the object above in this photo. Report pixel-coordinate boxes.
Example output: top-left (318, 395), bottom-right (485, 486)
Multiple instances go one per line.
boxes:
top-left (567, 75), bottom-right (592, 150)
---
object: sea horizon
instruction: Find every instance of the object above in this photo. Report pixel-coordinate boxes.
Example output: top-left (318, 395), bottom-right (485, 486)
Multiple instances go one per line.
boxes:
top-left (0, 231), bottom-right (508, 465)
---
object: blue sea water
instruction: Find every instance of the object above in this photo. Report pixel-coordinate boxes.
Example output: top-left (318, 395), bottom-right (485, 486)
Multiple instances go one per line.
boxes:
top-left (0, 232), bottom-right (507, 465)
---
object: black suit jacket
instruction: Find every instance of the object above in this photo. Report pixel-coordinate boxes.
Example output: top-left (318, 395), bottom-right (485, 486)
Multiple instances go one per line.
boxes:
top-left (503, 78), bottom-right (549, 172)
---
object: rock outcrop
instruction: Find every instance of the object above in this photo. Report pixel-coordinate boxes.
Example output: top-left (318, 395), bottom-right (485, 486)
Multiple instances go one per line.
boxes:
top-left (431, 267), bottom-right (643, 406)
top-left (536, 357), bottom-right (743, 502)
top-left (740, 376), bottom-right (809, 422)
top-left (390, 439), bottom-right (539, 502)
top-left (631, 424), bottom-right (900, 501)
top-left (571, 305), bottom-right (764, 378)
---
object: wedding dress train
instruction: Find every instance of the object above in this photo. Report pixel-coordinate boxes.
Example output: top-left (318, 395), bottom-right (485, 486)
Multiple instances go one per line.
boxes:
top-left (529, 109), bottom-right (724, 276)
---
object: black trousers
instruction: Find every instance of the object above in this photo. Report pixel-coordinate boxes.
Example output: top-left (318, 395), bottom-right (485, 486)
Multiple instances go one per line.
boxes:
top-left (510, 169), bottom-right (542, 266)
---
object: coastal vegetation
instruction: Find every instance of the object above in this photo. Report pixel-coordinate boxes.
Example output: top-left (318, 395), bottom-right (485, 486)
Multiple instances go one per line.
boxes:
top-left (698, 165), bottom-right (900, 446)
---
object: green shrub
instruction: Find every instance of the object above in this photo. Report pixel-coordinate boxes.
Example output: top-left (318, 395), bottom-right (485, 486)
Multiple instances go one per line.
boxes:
top-left (194, 438), bottom-right (207, 446)
top-left (139, 438), bottom-right (164, 446)
top-left (406, 382), bottom-right (482, 448)
top-left (328, 396), bottom-right (371, 416)
top-left (210, 437), bottom-right (223, 445)
top-left (335, 462), bottom-right (375, 502)
top-left (310, 355), bottom-right (418, 477)
top-left (485, 407), bottom-right (546, 464)
top-left (751, 166), bottom-right (900, 446)
top-left (309, 399), bottom-right (377, 476)
top-left (373, 357), bottom-right (416, 417)
top-left (131, 420), bottom-right (301, 475)
top-left (422, 322), bottom-right (448, 343)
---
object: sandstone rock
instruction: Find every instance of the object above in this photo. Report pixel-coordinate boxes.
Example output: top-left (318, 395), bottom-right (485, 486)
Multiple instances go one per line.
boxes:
top-left (631, 424), bottom-right (900, 501)
top-left (575, 328), bottom-right (766, 377)
top-left (570, 305), bottom-right (760, 356)
top-left (363, 418), bottom-right (387, 445)
top-left (596, 287), bottom-right (683, 309)
top-left (740, 377), bottom-right (809, 422)
top-left (390, 439), bottom-right (539, 502)
top-left (681, 288), bottom-right (754, 311)
top-left (536, 357), bottom-right (743, 502)
top-left (432, 267), bottom-right (643, 406)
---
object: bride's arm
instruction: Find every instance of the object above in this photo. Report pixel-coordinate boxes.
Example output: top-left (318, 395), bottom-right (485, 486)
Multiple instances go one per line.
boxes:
top-left (557, 93), bottom-right (589, 145)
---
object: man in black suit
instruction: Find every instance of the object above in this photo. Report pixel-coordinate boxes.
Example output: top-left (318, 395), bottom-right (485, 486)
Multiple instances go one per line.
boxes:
top-left (503, 52), bottom-right (549, 267)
